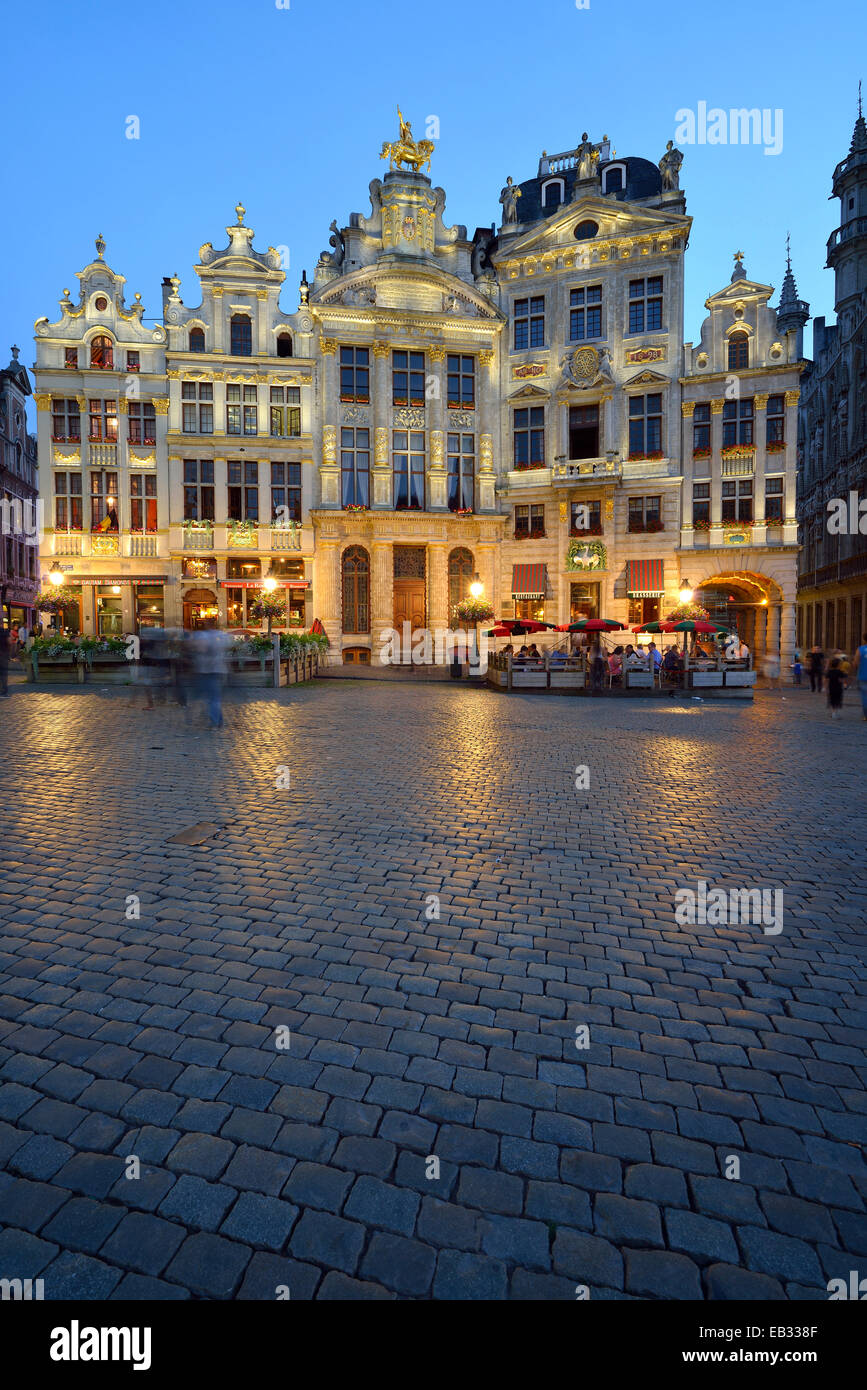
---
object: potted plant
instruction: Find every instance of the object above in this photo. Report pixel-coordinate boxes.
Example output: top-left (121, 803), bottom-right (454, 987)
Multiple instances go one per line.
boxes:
top-left (453, 597), bottom-right (494, 625)
top-left (249, 591), bottom-right (287, 637)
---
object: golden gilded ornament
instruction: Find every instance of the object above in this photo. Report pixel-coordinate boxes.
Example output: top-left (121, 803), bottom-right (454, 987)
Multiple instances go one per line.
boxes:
top-left (380, 108), bottom-right (434, 175)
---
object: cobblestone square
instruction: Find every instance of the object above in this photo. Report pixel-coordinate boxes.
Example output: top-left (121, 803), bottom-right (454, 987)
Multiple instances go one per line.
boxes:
top-left (0, 681), bottom-right (865, 1300)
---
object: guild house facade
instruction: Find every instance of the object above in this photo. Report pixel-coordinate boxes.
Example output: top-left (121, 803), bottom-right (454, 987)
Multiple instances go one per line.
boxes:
top-left (34, 112), bottom-right (808, 664)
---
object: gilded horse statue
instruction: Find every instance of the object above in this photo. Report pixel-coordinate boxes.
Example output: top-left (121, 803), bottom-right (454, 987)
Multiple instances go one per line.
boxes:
top-left (380, 108), bottom-right (434, 174)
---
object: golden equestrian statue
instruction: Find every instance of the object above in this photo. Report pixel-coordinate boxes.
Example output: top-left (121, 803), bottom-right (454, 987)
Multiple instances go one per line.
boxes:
top-left (380, 108), bottom-right (435, 174)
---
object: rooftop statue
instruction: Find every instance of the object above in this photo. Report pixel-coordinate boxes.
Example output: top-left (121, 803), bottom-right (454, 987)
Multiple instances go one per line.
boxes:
top-left (659, 140), bottom-right (683, 191)
top-left (380, 107), bottom-right (435, 174)
top-left (575, 134), bottom-right (599, 181)
top-left (499, 176), bottom-right (522, 225)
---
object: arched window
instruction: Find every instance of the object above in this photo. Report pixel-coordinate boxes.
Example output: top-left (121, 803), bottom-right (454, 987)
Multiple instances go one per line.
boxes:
top-left (189, 327), bottom-right (205, 352)
top-left (230, 314), bottom-right (252, 356)
top-left (602, 164), bottom-right (625, 195)
top-left (728, 331), bottom-right (749, 370)
top-left (277, 332), bottom-right (293, 357)
top-left (90, 334), bottom-right (114, 369)
top-left (448, 547), bottom-right (475, 619)
top-left (342, 545), bottom-right (370, 633)
top-left (541, 178), bottom-right (565, 208)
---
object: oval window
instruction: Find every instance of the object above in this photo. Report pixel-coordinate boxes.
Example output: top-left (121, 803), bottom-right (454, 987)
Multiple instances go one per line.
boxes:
top-left (95, 296), bottom-right (108, 310)
top-left (573, 220), bottom-right (599, 241)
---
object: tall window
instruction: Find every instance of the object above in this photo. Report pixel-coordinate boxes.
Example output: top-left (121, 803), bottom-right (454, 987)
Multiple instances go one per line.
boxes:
top-left (64, 347), bottom-right (78, 369)
top-left (569, 404), bottom-right (599, 459)
top-left (728, 331), bottom-right (749, 370)
top-left (722, 398), bottom-right (754, 447)
top-left (448, 548), bottom-right (475, 615)
top-left (126, 352), bottom-right (140, 373)
top-left (693, 402), bottom-right (711, 453)
top-left (277, 333), bottom-right (293, 357)
top-left (514, 504), bottom-right (546, 538)
top-left (628, 277), bottom-right (663, 334)
top-left (393, 350), bottom-right (426, 407)
top-left (54, 472), bottom-right (83, 530)
top-left (514, 296), bottom-right (545, 350)
top-left (189, 327), bottom-right (205, 352)
top-left (181, 380), bottom-right (213, 434)
top-left (627, 496), bottom-right (662, 531)
top-left (722, 478), bottom-right (753, 522)
top-left (230, 314), bottom-right (252, 356)
top-left (447, 433), bottom-right (474, 511)
top-left (271, 462), bottom-right (302, 522)
top-left (393, 431), bottom-right (425, 509)
top-left (51, 399), bottom-right (80, 442)
top-left (341, 427), bottom-right (370, 507)
top-left (342, 546), bottom-right (370, 633)
top-left (340, 346), bottom-right (369, 403)
top-left (692, 481), bottom-right (710, 524)
top-left (513, 406), bottom-right (545, 467)
top-left (183, 459), bottom-right (215, 521)
top-left (90, 471), bottom-right (118, 530)
top-left (628, 394), bottom-right (662, 456)
top-left (228, 460), bottom-right (259, 520)
top-left (766, 394), bottom-right (785, 444)
top-left (569, 286), bottom-right (602, 340)
top-left (269, 385), bottom-right (301, 437)
top-left (88, 398), bottom-right (117, 442)
top-left (765, 476), bottom-right (784, 522)
top-left (90, 335), bottom-right (114, 369)
top-left (447, 355), bottom-right (475, 409)
top-left (227, 384), bottom-right (258, 435)
top-left (130, 474), bottom-right (157, 532)
top-left (128, 401), bottom-right (156, 444)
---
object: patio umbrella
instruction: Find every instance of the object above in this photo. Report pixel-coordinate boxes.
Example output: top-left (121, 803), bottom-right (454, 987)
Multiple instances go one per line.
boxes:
top-left (563, 618), bottom-right (626, 633)
top-left (633, 621), bottom-right (670, 634)
top-left (491, 618), bottom-right (557, 636)
top-left (662, 620), bottom-right (730, 634)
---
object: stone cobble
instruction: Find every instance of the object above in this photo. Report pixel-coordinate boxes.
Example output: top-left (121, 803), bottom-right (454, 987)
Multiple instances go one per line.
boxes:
top-left (0, 683), bottom-right (865, 1299)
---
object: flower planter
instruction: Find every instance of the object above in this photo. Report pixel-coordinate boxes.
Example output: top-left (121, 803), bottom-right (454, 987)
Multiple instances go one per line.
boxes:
top-left (85, 654), bottom-right (133, 684)
top-left (29, 654), bottom-right (84, 684)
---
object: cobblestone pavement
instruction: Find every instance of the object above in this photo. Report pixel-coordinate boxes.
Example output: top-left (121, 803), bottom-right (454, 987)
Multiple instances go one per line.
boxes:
top-left (0, 681), bottom-right (865, 1301)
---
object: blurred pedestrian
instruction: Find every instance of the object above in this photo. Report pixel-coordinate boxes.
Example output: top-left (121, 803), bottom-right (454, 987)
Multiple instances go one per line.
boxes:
top-left (808, 644), bottom-right (824, 693)
top-left (791, 651), bottom-right (803, 686)
top-left (189, 626), bottom-right (228, 728)
top-left (827, 658), bottom-right (845, 720)
top-left (0, 626), bottom-right (10, 696)
top-left (856, 633), bottom-right (867, 722)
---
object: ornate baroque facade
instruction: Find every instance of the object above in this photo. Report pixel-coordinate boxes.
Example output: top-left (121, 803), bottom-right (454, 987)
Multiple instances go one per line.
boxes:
top-left (33, 115), bottom-right (809, 661)
top-left (1, 347), bottom-right (39, 627)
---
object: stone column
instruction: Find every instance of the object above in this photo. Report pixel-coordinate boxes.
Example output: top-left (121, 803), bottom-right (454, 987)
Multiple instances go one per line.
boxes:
top-left (710, 399), bottom-right (724, 526)
top-left (428, 345), bottom-right (447, 511)
top-left (680, 402), bottom-right (695, 547)
top-left (780, 600), bottom-right (796, 669)
top-left (211, 289), bottom-right (224, 354)
top-left (315, 538), bottom-right (341, 656)
top-left (783, 389), bottom-right (800, 544)
top-left (370, 539), bottom-right (393, 663)
top-left (477, 349), bottom-right (496, 512)
top-left (753, 393), bottom-right (768, 528)
top-left (372, 340), bottom-right (391, 508)
top-left (428, 541), bottom-right (449, 633)
top-left (319, 340), bottom-right (340, 506)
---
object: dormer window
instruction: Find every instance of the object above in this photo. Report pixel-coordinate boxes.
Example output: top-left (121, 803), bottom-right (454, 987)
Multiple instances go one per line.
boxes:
top-left (189, 327), bottom-right (205, 352)
top-left (728, 331), bottom-right (749, 370)
top-left (230, 314), bottom-right (253, 356)
top-left (277, 332), bottom-right (293, 358)
top-left (90, 335), bottom-right (114, 369)
top-left (540, 178), bottom-right (565, 208)
top-left (601, 164), bottom-right (625, 195)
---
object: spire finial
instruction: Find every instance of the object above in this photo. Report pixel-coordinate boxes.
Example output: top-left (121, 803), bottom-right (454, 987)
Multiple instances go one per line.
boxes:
top-left (786, 232), bottom-right (791, 272)
top-left (11, 344), bottom-right (19, 361)
top-left (859, 80), bottom-right (863, 119)
top-left (95, 233), bottom-right (106, 259)
top-left (235, 201), bottom-right (245, 225)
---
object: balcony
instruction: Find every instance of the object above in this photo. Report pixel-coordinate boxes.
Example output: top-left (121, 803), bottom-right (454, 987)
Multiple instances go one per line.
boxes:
top-left (183, 523), bottom-right (214, 551)
top-left (128, 534), bottom-right (159, 558)
top-left (90, 532), bottom-right (120, 557)
top-left (552, 456), bottom-right (621, 485)
top-left (271, 525), bottom-right (302, 551)
top-left (53, 532), bottom-right (83, 557)
top-left (227, 521), bottom-right (259, 549)
top-left (721, 448), bottom-right (755, 478)
top-left (622, 456), bottom-right (676, 480)
top-left (88, 442), bottom-right (118, 469)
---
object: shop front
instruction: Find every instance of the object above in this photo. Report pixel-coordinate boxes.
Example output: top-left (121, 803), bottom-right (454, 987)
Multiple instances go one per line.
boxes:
top-left (511, 562), bottom-right (548, 622)
top-left (625, 558), bottom-right (665, 625)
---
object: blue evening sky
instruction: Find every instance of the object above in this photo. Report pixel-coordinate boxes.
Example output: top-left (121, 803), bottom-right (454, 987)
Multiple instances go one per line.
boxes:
top-left (3, 0), bottom-right (862, 423)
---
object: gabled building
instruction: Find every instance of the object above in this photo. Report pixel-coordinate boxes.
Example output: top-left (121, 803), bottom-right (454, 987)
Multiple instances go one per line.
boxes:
top-left (33, 236), bottom-right (169, 635)
top-left (680, 251), bottom-right (807, 661)
top-left (308, 128), bottom-right (506, 663)
top-left (488, 134), bottom-right (692, 626)
top-left (797, 104), bottom-right (867, 654)
top-left (162, 205), bottom-right (314, 630)
top-left (0, 346), bottom-right (39, 629)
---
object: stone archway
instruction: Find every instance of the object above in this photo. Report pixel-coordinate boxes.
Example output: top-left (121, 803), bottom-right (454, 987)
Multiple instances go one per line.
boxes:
top-left (689, 569), bottom-right (786, 664)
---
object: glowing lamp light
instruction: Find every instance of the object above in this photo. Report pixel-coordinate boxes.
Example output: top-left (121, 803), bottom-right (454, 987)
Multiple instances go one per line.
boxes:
top-left (49, 568), bottom-right (65, 587)
top-left (679, 579), bottom-right (693, 604)
top-left (111, 585), bottom-right (121, 595)
top-left (760, 597), bottom-right (768, 606)
top-left (469, 573), bottom-right (484, 599)
top-left (263, 576), bottom-right (278, 592)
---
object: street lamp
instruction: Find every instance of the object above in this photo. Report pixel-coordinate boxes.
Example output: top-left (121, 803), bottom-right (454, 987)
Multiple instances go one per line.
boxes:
top-left (469, 573), bottom-right (484, 599)
top-left (679, 579), bottom-right (693, 604)
top-left (263, 576), bottom-right (278, 592)
top-left (49, 567), bottom-right (65, 587)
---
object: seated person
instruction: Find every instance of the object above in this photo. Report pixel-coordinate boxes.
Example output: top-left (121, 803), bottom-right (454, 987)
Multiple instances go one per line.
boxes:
top-left (622, 644), bottom-right (646, 670)
top-left (662, 645), bottom-right (683, 675)
top-left (548, 645), bottom-right (568, 666)
top-left (608, 646), bottom-right (623, 682)
top-left (527, 643), bottom-right (541, 660)
top-left (501, 643), bottom-right (514, 657)
top-left (513, 644), bottom-right (530, 664)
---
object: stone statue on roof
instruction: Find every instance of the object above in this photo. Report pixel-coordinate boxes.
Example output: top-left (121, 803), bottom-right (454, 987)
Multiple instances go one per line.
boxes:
top-left (659, 140), bottom-right (683, 191)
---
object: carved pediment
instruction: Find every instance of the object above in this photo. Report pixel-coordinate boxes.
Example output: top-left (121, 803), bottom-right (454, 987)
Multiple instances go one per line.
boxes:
top-left (507, 382), bottom-right (549, 401)
top-left (624, 368), bottom-right (669, 386)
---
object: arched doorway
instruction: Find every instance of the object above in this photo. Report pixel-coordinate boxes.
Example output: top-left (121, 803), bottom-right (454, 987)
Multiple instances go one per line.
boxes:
top-left (693, 571), bottom-right (784, 663)
top-left (183, 587), bottom-right (219, 629)
top-left (448, 547), bottom-right (475, 627)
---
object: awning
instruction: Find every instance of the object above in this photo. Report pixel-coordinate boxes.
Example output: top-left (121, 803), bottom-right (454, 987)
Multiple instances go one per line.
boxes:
top-left (218, 579), bottom-right (309, 589)
top-left (511, 563), bottom-right (547, 599)
top-left (626, 559), bottom-right (664, 598)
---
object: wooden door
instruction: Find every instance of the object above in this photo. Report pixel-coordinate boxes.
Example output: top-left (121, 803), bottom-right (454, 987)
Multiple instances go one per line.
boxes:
top-left (393, 579), bottom-right (426, 631)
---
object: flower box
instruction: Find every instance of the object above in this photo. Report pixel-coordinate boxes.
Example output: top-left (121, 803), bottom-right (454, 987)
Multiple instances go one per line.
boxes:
top-left (628, 451), bottom-right (664, 462)
top-left (570, 525), bottom-right (603, 537)
top-left (692, 446), bottom-right (712, 460)
top-left (721, 446), bottom-right (756, 460)
top-left (766, 440), bottom-right (787, 454)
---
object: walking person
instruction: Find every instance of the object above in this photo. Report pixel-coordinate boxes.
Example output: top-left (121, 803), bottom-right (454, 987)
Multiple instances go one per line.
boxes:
top-left (0, 626), bottom-right (10, 696)
top-left (855, 633), bottom-right (867, 722)
top-left (189, 625), bottom-right (229, 729)
top-left (808, 644), bottom-right (824, 693)
top-left (827, 657), bottom-right (845, 720)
